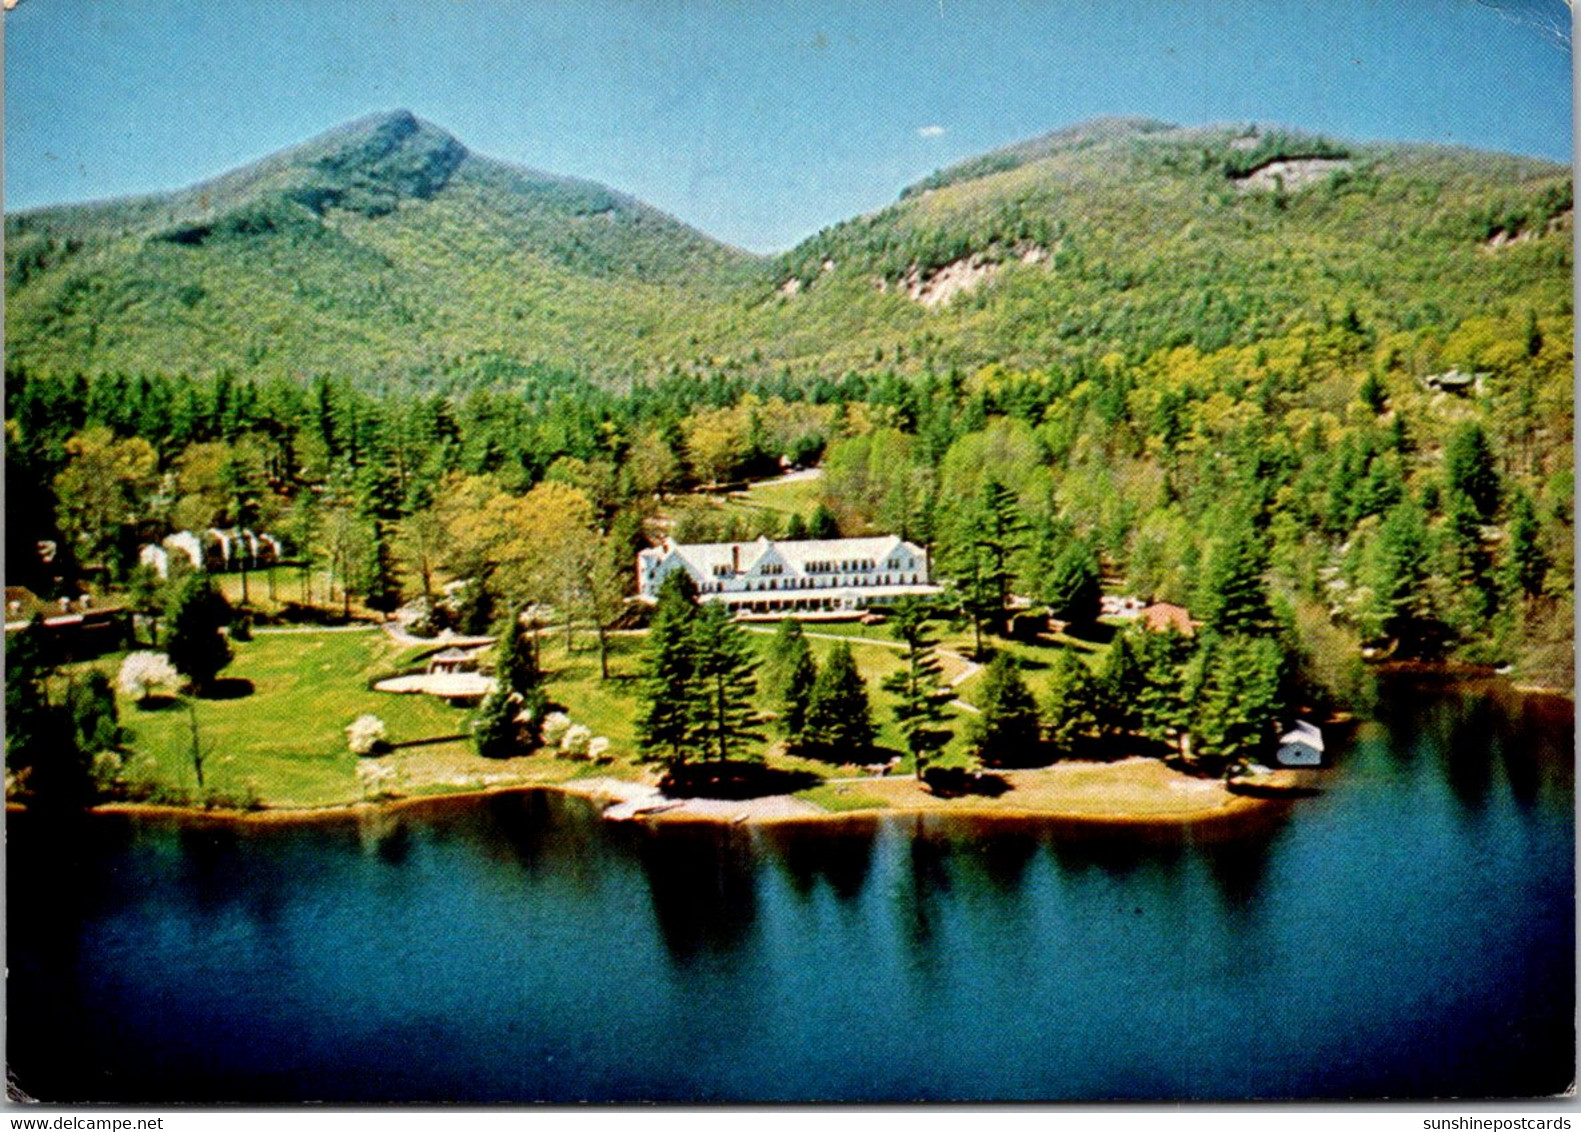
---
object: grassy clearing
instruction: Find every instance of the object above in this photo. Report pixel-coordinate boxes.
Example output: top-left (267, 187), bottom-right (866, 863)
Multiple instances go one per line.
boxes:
top-left (734, 474), bottom-right (823, 517)
top-left (92, 628), bottom-right (652, 809)
top-left (663, 474), bottom-right (825, 538)
top-left (75, 614), bottom-right (1125, 814)
top-left (794, 783), bottom-right (892, 812)
top-left (843, 759), bottom-right (1242, 818)
top-left (101, 628), bottom-right (469, 806)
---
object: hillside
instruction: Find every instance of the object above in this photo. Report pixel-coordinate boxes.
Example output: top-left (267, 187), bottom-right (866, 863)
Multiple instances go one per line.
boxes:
top-left (731, 122), bottom-right (1571, 376)
top-left (5, 114), bottom-right (1571, 386)
top-left (4, 110), bottom-right (764, 386)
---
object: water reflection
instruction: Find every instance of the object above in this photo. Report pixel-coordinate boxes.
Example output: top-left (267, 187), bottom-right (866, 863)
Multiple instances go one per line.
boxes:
top-left (6, 679), bottom-right (1572, 1103)
top-left (1372, 674), bottom-right (1574, 816)
top-left (356, 808), bottom-right (411, 864)
top-left (1192, 807), bottom-right (1293, 919)
top-left (899, 821), bottom-right (955, 981)
top-left (632, 822), bottom-right (760, 965)
top-left (758, 819), bottom-right (878, 902)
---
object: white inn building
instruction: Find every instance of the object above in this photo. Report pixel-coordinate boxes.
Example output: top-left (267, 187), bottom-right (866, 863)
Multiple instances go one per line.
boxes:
top-left (637, 534), bottom-right (941, 618)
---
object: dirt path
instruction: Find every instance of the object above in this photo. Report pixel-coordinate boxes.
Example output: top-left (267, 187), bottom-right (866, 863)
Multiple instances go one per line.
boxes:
top-left (253, 623), bottom-right (380, 635)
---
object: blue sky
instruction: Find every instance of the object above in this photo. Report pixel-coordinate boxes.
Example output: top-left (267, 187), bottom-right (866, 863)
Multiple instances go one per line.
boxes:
top-left (5, 0), bottom-right (1572, 252)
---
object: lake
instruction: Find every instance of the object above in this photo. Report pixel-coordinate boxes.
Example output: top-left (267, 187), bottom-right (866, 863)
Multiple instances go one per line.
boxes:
top-left (7, 677), bottom-right (1573, 1102)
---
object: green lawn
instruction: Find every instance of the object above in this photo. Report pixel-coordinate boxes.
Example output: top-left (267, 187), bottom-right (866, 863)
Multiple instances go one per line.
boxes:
top-left (666, 473), bottom-right (826, 538)
top-left (735, 474), bottom-right (823, 517)
top-left (541, 621), bottom-right (981, 773)
top-left (75, 610), bottom-right (1049, 813)
top-left (210, 567), bottom-right (383, 622)
top-left (104, 628), bottom-right (475, 807)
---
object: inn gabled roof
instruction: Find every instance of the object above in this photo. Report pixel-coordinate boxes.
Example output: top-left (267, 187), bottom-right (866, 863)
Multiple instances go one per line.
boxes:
top-left (655, 534), bottom-right (915, 577)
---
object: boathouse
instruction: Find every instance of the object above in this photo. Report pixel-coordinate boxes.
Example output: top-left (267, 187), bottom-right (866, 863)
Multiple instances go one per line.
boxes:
top-left (1276, 721), bottom-right (1326, 767)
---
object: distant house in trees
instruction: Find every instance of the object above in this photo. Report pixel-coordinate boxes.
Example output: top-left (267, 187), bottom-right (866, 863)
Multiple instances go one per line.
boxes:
top-left (1276, 721), bottom-right (1326, 767)
top-left (637, 534), bottom-right (940, 618)
top-left (1100, 594), bottom-right (1145, 618)
top-left (139, 528), bottom-right (283, 577)
top-left (1420, 369), bottom-right (1488, 396)
top-left (1139, 601), bottom-right (1198, 637)
top-left (3, 586), bottom-right (131, 660)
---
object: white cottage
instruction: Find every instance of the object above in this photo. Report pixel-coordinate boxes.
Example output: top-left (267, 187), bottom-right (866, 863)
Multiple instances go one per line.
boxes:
top-left (637, 534), bottom-right (940, 618)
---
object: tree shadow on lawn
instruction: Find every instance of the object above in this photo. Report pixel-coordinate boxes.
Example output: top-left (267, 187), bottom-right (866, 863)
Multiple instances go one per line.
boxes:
top-left (132, 694), bottom-right (183, 712)
top-left (659, 762), bottom-right (824, 800)
top-left (921, 766), bottom-right (1011, 799)
top-left (199, 678), bottom-right (255, 700)
top-left (1063, 620), bottom-right (1116, 646)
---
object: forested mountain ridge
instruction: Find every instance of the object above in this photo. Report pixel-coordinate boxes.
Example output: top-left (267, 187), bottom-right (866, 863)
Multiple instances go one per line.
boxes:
top-left (4, 114), bottom-right (1572, 388)
top-left (750, 123), bottom-right (1571, 375)
top-left (5, 110), bottom-right (764, 386)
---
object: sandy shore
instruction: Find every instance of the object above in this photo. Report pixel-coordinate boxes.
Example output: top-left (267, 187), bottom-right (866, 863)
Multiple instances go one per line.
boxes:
top-left (66, 757), bottom-right (1283, 829)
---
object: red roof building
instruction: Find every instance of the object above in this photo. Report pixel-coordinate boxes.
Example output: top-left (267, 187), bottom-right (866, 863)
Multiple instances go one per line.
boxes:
top-left (1139, 601), bottom-right (1196, 637)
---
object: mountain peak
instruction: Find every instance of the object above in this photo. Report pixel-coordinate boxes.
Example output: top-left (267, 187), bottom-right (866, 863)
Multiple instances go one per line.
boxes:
top-left (901, 116), bottom-right (1177, 198)
top-left (171, 108), bottom-right (470, 226)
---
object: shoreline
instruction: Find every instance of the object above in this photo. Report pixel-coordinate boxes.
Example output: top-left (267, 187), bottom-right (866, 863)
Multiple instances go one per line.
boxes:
top-left (59, 758), bottom-right (1289, 830)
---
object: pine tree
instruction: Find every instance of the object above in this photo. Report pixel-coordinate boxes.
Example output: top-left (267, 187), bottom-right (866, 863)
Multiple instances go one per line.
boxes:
top-left (1200, 514), bottom-right (1273, 636)
top-left (164, 573), bottom-right (233, 693)
top-left (803, 642), bottom-right (875, 758)
top-left (494, 608), bottom-right (544, 744)
top-left (1361, 497), bottom-right (1432, 647)
top-left (1185, 635), bottom-right (1286, 770)
top-left (495, 608), bottom-right (541, 697)
top-left (635, 572), bottom-right (703, 767)
top-left (783, 512), bottom-right (809, 540)
top-left (1446, 422), bottom-right (1501, 522)
top-left (884, 596), bottom-right (952, 778)
top-left (950, 478), bottom-right (1029, 639)
top-left (688, 602), bottom-right (763, 764)
top-left (967, 654), bottom-right (1041, 767)
top-left (1446, 489), bottom-right (1497, 626)
top-left (1134, 625), bottom-right (1194, 755)
top-left (1095, 629), bottom-right (1146, 742)
top-left (473, 683), bottom-right (522, 759)
top-left (361, 526), bottom-right (403, 614)
top-left (762, 618), bottom-right (806, 705)
top-left (5, 617), bottom-right (60, 773)
top-left (762, 619), bottom-right (816, 742)
top-left (808, 503), bottom-right (840, 539)
top-left (1043, 540), bottom-right (1102, 628)
top-left (586, 531), bottom-right (630, 681)
top-left (1358, 371), bottom-right (1388, 415)
top-left (1043, 649), bottom-right (1101, 757)
top-left (779, 648), bottom-right (818, 745)
top-left (1503, 490), bottom-right (1548, 601)
top-left (946, 536), bottom-right (998, 658)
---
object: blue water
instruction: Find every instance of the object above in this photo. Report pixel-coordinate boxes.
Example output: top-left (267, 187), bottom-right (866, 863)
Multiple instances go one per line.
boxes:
top-left (7, 678), bottom-right (1573, 1102)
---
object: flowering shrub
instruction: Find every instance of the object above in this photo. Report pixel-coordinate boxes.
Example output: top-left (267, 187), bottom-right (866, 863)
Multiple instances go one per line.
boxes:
top-left (356, 760), bottom-right (399, 799)
top-left (561, 723), bottom-right (592, 757)
top-left (91, 750), bottom-right (125, 794)
top-left (118, 651), bottom-right (180, 703)
top-left (587, 736), bottom-right (611, 762)
top-left (346, 714), bottom-right (390, 756)
top-left (541, 711), bottom-right (572, 746)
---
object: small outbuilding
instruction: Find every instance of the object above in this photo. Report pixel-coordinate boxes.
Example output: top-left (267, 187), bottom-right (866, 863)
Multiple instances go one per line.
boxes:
top-left (1276, 721), bottom-right (1325, 767)
top-left (426, 647), bottom-right (482, 675)
top-left (1140, 601), bottom-right (1197, 637)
